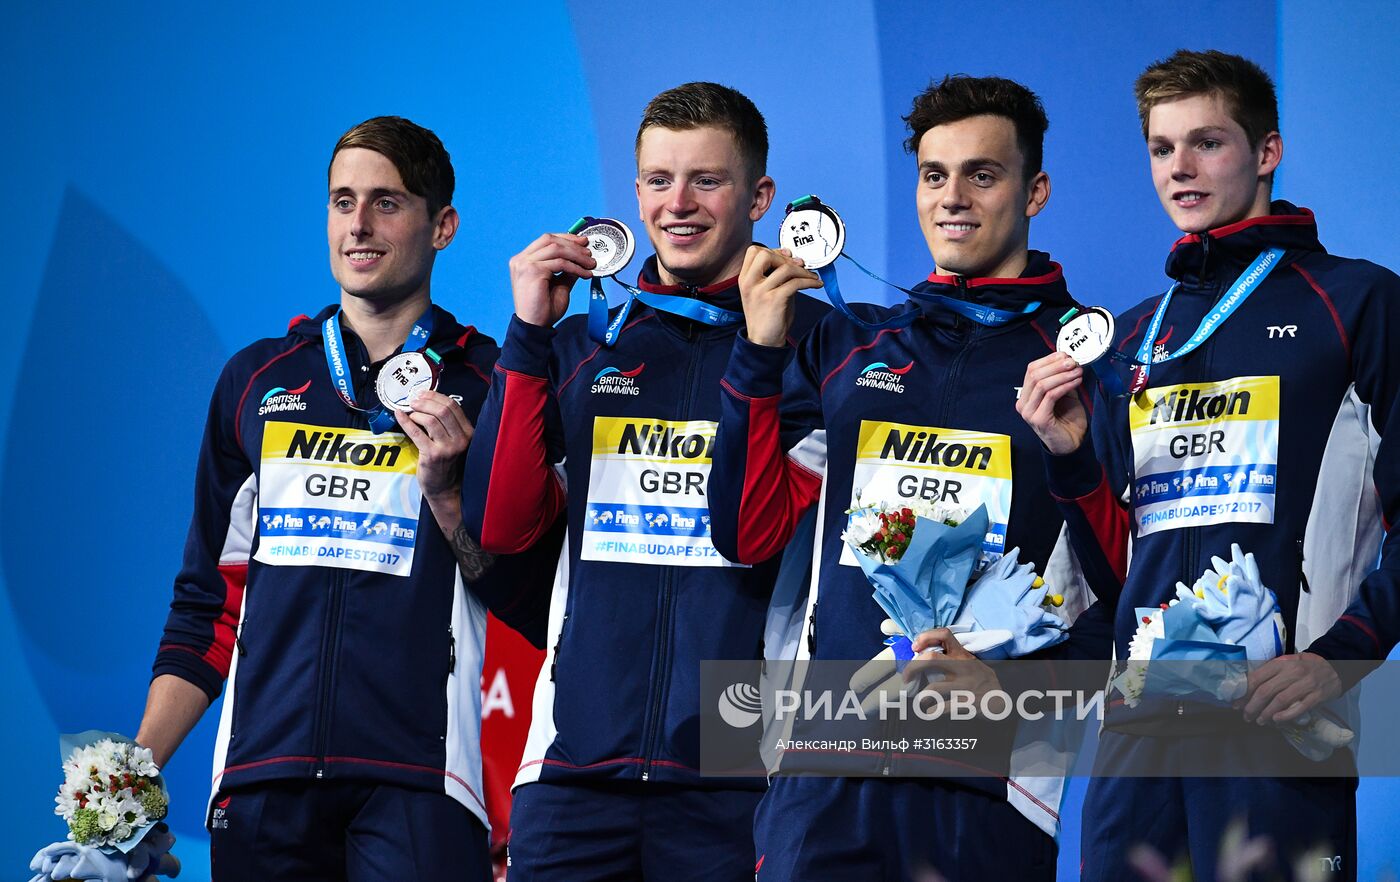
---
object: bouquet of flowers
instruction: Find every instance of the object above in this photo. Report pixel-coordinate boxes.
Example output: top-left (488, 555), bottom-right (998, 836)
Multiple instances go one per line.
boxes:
top-left (842, 500), bottom-right (1068, 664)
top-left (1113, 544), bottom-right (1353, 760)
top-left (54, 732), bottom-right (168, 851)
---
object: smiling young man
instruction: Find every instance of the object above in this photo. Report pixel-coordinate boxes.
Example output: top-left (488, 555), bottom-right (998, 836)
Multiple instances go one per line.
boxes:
top-left (1019, 50), bottom-right (1400, 880)
top-left (459, 82), bottom-right (828, 880)
top-left (706, 75), bottom-right (1115, 881)
top-left (123, 117), bottom-right (504, 880)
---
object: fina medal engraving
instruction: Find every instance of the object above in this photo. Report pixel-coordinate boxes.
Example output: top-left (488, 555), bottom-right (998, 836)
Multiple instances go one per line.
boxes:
top-left (376, 351), bottom-right (440, 412)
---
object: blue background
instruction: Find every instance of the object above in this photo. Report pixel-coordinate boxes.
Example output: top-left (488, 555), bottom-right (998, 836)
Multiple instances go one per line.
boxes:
top-left (4, 1), bottom-right (1398, 877)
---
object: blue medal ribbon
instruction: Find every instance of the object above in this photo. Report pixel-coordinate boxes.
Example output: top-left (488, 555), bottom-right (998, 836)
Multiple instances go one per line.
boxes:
top-left (823, 254), bottom-right (1041, 330)
top-left (587, 276), bottom-right (745, 346)
top-left (323, 307), bottom-right (434, 434)
top-left (1127, 247), bottom-right (1285, 393)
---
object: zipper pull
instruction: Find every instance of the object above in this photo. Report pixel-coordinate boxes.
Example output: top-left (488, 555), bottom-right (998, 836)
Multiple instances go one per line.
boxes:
top-left (447, 625), bottom-right (457, 673)
top-left (236, 634), bottom-right (247, 657)
top-left (550, 616), bottom-right (567, 681)
top-left (1297, 539), bottom-right (1311, 593)
top-left (806, 604), bottom-right (818, 654)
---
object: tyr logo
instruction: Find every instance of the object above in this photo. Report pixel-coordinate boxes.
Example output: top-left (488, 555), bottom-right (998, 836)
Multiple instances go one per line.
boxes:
top-left (1319, 855), bottom-right (1343, 872)
top-left (1267, 325), bottom-right (1298, 338)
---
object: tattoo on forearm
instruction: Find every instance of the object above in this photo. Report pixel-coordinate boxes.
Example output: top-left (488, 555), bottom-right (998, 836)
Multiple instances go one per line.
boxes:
top-left (451, 523), bottom-right (497, 583)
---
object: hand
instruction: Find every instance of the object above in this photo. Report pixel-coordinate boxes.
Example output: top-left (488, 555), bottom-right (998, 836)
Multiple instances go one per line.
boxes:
top-left (739, 245), bottom-right (822, 348)
top-left (903, 628), bottom-right (1003, 710)
top-left (1241, 652), bottom-right (1342, 724)
top-left (395, 390), bottom-right (475, 505)
top-left (1016, 352), bottom-right (1088, 456)
top-left (508, 233), bottom-right (595, 326)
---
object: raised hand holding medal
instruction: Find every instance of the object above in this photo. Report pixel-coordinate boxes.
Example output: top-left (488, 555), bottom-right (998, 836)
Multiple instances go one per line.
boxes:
top-left (570, 215), bottom-right (745, 346)
top-left (778, 195), bottom-right (1042, 329)
top-left (323, 308), bottom-right (440, 434)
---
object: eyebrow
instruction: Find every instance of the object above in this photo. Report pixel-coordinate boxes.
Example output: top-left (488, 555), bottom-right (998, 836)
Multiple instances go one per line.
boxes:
top-left (919, 157), bottom-right (1009, 173)
top-left (329, 186), bottom-right (411, 199)
top-left (638, 167), bottom-right (732, 179)
top-left (1149, 125), bottom-right (1232, 143)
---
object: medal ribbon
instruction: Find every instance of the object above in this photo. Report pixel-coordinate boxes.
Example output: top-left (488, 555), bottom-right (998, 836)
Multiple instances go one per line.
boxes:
top-left (821, 253), bottom-right (1041, 330)
top-left (586, 276), bottom-right (745, 346)
top-left (323, 307), bottom-right (434, 434)
top-left (572, 210), bottom-right (743, 346)
top-left (1127, 247), bottom-right (1285, 393)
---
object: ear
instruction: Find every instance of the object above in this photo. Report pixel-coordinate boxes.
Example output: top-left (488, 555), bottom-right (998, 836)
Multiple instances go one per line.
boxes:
top-left (433, 205), bottom-right (460, 250)
top-left (748, 174), bottom-right (776, 222)
top-left (1024, 170), bottom-right (1051, 220)
top-left (1256, 130), bottom-right (1283, 180)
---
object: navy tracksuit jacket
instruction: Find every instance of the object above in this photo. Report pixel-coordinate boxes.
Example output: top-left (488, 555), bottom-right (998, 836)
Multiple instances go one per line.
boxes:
top-left (708, 252), bottom-right (1116, 878)
top-left (460, 258), bottom-right (829, 877)
top-left (1048, 204), bottom-right (1400, 881)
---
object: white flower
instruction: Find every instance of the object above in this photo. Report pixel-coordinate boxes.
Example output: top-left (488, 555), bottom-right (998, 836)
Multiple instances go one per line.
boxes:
top-left (128, 746), bottom-right (159, 777)
top-left (97, 808), bottom-right (119, 832)
top-left (1117, 607), bottom-right (1166, 707)
top-left (904, 499), bottom-right (969, 526)
top-left (841, 509), bottom-right (882, 547)
top-left (113, 822), bottom-right (133, 843)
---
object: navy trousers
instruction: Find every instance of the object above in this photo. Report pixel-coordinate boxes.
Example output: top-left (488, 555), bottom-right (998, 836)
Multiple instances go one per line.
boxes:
top-left (209, 780), bottom-right (490, 881)
top-left (507, 779), bottom-right (762, 881)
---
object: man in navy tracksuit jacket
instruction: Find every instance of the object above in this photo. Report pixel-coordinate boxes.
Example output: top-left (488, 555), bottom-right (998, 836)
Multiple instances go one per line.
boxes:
top-left (709, 76), bottom-right (1114, 881)
top-left (1020, 51), bottom-right (1400, 881)
top-left (135, 118), bottom-right (516, 880)
top-left (460, 83), bottom-right (828, 880)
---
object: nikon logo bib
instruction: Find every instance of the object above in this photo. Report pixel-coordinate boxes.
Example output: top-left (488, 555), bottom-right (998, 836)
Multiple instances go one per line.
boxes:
top-left (254, 422), bottom-right (422, 576)
top-left (841, 420), bottom-right (1012, 567)
top-left (581, 416), bottom-right (745, 568)
top-left (1130, 376), bottom-right (1280, 536)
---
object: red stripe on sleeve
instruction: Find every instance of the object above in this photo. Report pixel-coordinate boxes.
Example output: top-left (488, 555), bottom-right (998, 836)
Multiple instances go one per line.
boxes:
top-left (479, 369), bottom-right (565, 552)
top-left (1291, 263), bottom-right (1352, 366)
top-left (1065, 468), bottom-right (1129, 585)
top-left (1339, 614), bottom-right (1381, 655)
top-left (203, 563), bottom-right (247, 679)
top-left (734, 389), bottom-right (822, 563)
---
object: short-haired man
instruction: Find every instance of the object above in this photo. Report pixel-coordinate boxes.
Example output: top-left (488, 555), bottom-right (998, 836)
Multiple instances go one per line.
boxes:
top-left (118, 117), bottom-right (500, 879)
top-left (708, 75), bottom-right (1112, 881)
top-left (1020, 49), bottom-right (1400, 880)
top-left (460, 83), bottom-right (829, 880)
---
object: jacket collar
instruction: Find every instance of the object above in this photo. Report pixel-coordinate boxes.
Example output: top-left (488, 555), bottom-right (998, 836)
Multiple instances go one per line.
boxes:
top-left (911, 250), bottom-right (1072, 323)
top-left (1165, 201), bottom-right (1324, 285)
top-left (290, 302), bottom-right (472, 355)
top-left (633, 255), bottom-right (744, 317)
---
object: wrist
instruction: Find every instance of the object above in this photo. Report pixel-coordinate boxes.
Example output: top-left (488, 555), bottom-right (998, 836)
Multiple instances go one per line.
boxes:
top-left (745, 325), bottom-right (789, 349)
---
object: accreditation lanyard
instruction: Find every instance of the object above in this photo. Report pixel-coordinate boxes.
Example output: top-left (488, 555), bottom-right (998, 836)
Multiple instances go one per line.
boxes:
top-left (1127, 247), bottom-right (1285, 394)
top-left (587, 275), bottom-right (745, 346)
top-left (817, 255), bottom-right (1041, 331)
top-left (323, 307), bottom-right (434, 433)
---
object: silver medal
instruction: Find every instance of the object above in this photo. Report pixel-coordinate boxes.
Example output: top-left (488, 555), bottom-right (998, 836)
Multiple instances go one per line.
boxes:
top-left (376, 351), bottom-right (440, 412)
top-left (579, 218), bottom-right (635, 278)
top-left (779, 201), bottom-right (845, 269)
top-left (1057, 307), bottom-right (1115, 365)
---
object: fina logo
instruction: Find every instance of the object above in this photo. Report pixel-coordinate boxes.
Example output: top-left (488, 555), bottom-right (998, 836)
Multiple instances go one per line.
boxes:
top-left (856, 361), bottom-right (913, 394)
top-left (591, 363), bottom-right (645, 395)
top-left (258, 379), bottom-right (312, 416)
top-left (718, 682), bottom-right (763, 728)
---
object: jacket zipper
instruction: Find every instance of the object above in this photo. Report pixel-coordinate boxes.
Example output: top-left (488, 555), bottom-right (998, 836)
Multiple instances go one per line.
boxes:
top-left (641, 321), bottom-right (704, 781)
top-left (938, 277), bottom-right (978, 423)
top-left (549, 615), bottom-right (568, 682)
top-left (806, 602), bottom-right (819, 656)
top-left (447, 625), bottom-right (457, 678)
top-left (1174, 250), bottom-right (1218, 720)
top-left (313, 568), bottom-right (348, 778)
